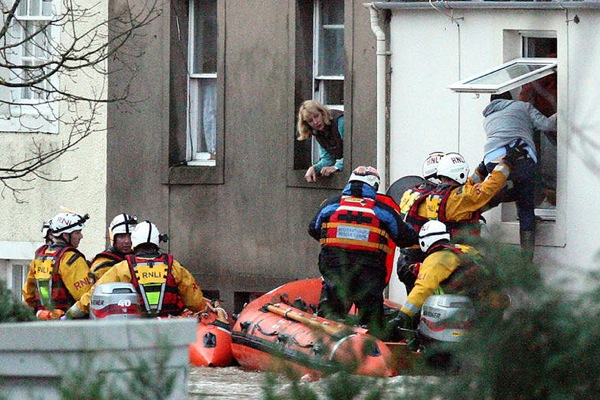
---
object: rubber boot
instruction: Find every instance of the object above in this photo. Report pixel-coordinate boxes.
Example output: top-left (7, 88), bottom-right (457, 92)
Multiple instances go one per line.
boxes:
top-left (520, 230), bottom-right (535, 262)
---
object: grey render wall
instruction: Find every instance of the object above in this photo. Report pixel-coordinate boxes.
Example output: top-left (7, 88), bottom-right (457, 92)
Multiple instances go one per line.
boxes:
top-left (107, 1), bottom-right (379, 311)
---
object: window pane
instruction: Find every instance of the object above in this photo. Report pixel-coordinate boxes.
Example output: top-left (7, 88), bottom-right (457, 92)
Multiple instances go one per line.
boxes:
top-left (317, 0), bottom-right (344, 77)
top-left (192, 0), bottom-right (217, 74)
top-left (190, 78), bottom-right (217, 156)
top-left (318, 27), bottom-right (344, 76)
top-left (315, 79), bottom-right (343, 106)
top-left (321, 0), bottom-right (344, 25)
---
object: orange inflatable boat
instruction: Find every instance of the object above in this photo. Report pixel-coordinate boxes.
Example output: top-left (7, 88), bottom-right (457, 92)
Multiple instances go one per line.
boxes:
top-left (187, 301), bottom-right (234, 368)
top-left (231, 278), bottom-right (395, 380)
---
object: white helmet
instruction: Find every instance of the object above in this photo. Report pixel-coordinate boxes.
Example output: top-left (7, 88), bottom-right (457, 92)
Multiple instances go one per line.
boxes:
top-left (349, 166), bottom-right (381, 190)
top-left (131, 220), bottom-right (160, 250)
top-left (41, 220), bottom-right (51, 239)
top-left (109, 213), bottom-right (138, 245)
top-left (436, 152), bottom-right (469, 185)
top-left (422, 151), bottom-right (445, 184)
top-left (419, 220), bottom-right (450, 252)
top-left (50, 212), bottom-right (89, 236)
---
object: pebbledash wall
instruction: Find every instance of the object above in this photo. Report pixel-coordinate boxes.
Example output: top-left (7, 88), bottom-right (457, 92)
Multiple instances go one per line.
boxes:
top-left (0, 318), bottom-right (196, 400)
top-left (0, 0), bottom-right (109, 295)
top-left (373, 2), bottom-right (600, 301)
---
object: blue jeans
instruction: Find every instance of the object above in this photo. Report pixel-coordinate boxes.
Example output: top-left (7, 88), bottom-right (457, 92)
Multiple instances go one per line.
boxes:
top-left (486, 157), bottom-right (537, 232)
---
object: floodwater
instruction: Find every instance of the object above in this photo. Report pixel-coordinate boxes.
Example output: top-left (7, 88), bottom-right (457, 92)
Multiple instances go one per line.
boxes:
top-left (187, 366), bottom-right (268, 399)
top-left (186, 365), bottom-right (426, 399)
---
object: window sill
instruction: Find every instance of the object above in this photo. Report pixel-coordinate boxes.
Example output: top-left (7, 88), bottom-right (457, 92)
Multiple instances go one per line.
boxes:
top-left (187, 159), bottom-right (216, 167)
top-left (165, 163), bottom-right (223, 185)
top-left (286, 169), bottom-right (346, 190)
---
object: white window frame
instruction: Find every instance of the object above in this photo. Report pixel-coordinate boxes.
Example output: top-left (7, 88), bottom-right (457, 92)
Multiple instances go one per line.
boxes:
top-left (313, 0), bottom-right (344, 108)
top-left (311, 0), bottom-right (344, 164)
top-left (187, 0), bottom-right (217, 167)
top-left (448, 58), bottom-right (557, 94)
top-left (456, 31), bottom-right (563, 247)
top-left (0, 0), bottom-right (60, 133)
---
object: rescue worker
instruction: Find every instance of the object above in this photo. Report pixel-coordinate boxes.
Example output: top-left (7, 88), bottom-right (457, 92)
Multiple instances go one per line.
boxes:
top-left (405, 149), bottom-right (523, 238)
top-left (23, 212), bottom-right (93, 320)
top-left (397, 152), bottom-right (444, 294)
top-left (90, 213), bottom-right (138, 280)
top-left (65, 220), bottom-right (206, 319)
top-left (388, 220), bottom-right (507, 340)
top-left (308, 166), bottom-right (418, 339)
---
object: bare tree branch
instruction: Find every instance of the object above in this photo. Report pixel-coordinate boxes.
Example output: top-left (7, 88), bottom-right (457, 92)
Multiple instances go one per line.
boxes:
top-left (0, 0), bottom-right (163, 202)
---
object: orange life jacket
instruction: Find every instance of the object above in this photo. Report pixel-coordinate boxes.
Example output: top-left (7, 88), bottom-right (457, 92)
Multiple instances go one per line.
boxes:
top-left (319, 195), bottom-right (392, 254)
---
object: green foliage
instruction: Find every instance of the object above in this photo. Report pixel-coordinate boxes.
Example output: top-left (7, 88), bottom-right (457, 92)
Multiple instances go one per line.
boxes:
top-left (410, 237), bottom-right (600, 399)
top-left (0, 279), bottom-right (35, 322)
top-left (260, 237), bottom-right (600, 399)
top-left (59, 339), bottom-right (180, 400)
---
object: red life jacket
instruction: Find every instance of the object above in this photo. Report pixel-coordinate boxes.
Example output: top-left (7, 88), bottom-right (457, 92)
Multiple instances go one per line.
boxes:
top-left (32, 245), bottom-right (82, 311)
top-left (126, 254), bottom-right (184, 317)
top-left (403, 182), bottom-right (438, 232)
top-left (320, 195), bottom-right (392, 254)
top-left (91, 251), bottom-right (125, 276)
top-left (407, 184), bottom-right (481, 237)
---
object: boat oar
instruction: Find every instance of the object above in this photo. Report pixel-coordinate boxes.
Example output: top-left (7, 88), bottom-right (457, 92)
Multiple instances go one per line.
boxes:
top-left (263, 303), bottom-right (353, 336)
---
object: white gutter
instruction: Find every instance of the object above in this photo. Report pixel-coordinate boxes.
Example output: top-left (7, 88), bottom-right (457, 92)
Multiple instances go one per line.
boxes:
top-left (366, 3), bottom-right (389, 191)
top-left (371, 1), bottom-right (600, 11)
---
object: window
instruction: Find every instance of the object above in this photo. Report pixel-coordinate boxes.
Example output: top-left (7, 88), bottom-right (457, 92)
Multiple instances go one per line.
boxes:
top-left (448, 58), bottom-right (556, 94)
top-left (0, 0), bottom-right (59, 132)
top-left (520, 34), bottom-right (557, 222)
top-left (293, 0), bottom-right (345, 174)
top-left (313, 0), bottom-right (344, 108)
top-left (188, 0), bottom-right (217, 166)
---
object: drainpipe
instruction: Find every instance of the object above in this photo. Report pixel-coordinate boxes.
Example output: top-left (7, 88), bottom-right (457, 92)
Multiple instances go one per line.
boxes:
top-left (367, 3), bottom-right (389, 191)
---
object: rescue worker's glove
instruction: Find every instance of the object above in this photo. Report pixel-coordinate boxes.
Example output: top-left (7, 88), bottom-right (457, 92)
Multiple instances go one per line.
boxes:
top-left (386, 311), bottom-right (414, 342)
top-left (472, 161), bottom-right (488, 183)
top-left (36, 309), bottom-right (65, 320)
top-left (502, 141), bottom-right (529, 169)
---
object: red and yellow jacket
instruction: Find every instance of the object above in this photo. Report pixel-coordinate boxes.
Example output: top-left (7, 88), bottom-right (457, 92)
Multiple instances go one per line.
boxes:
top-left (67, 252), bottom-right (205, 318)
top-left (22, 243), bottom-right (92, 312)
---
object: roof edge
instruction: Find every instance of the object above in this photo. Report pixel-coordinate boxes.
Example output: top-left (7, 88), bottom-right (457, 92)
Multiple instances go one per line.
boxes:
top-left (368, 1), bottom-right (600, 11)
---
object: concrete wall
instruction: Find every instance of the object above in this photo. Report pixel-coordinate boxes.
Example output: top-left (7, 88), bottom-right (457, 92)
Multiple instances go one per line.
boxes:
top-left (0, 318), bottom-right (196, 400)
top-left (385, 4), bottom-right (600, 300)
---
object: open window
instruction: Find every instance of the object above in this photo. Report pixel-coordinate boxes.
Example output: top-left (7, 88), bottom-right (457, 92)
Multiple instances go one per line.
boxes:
top-left (291, 0), bottom-right (346, 185)
top-left (448, 58), bottom-right (556, 94)
top-left (450, 32), bottom-right (559, 244)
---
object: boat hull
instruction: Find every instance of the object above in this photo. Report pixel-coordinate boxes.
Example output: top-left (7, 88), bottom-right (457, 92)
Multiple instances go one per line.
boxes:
top-left (231, 278), bottom-right (394, 379)
top-left (189, 322), bottom-right (234, 367)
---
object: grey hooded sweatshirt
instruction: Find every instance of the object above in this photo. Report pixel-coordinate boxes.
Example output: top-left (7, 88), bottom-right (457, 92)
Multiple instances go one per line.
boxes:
top-left (482, 99), bottom-right (557, 158)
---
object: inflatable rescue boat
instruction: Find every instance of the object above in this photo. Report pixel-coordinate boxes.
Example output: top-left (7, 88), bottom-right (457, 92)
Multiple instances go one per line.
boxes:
top-left (90, 282), bottom-right (234, 368)
top-left (231, 278), bottom-right (395, 380)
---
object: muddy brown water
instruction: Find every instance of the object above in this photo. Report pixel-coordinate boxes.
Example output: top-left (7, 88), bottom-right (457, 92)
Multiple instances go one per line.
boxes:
top-left (187, 365), bottom-right (429, 399)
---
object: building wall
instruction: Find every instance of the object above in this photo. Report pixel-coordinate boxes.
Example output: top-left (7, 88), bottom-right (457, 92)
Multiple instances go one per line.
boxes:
top-left (0, 1), bottom-right (109, 283)
top-left (385, 5), bottom-right (600, 300)
top-left (107, 1), bottom-right (379, 310)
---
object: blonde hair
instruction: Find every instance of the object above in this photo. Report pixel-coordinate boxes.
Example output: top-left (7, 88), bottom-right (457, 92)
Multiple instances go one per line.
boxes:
top-left (296, 100), bottom-right (332, 141)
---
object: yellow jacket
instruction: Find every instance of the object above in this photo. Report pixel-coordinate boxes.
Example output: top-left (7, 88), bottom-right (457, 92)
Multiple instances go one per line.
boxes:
top-left (68, 255), bottom-right (205, 317)
top-left (22, 245), bottom-right (92, 309)
top-left (416, 164), bottom-right (509, 222)
top-left (90, 252), bottom-right (123, 280)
